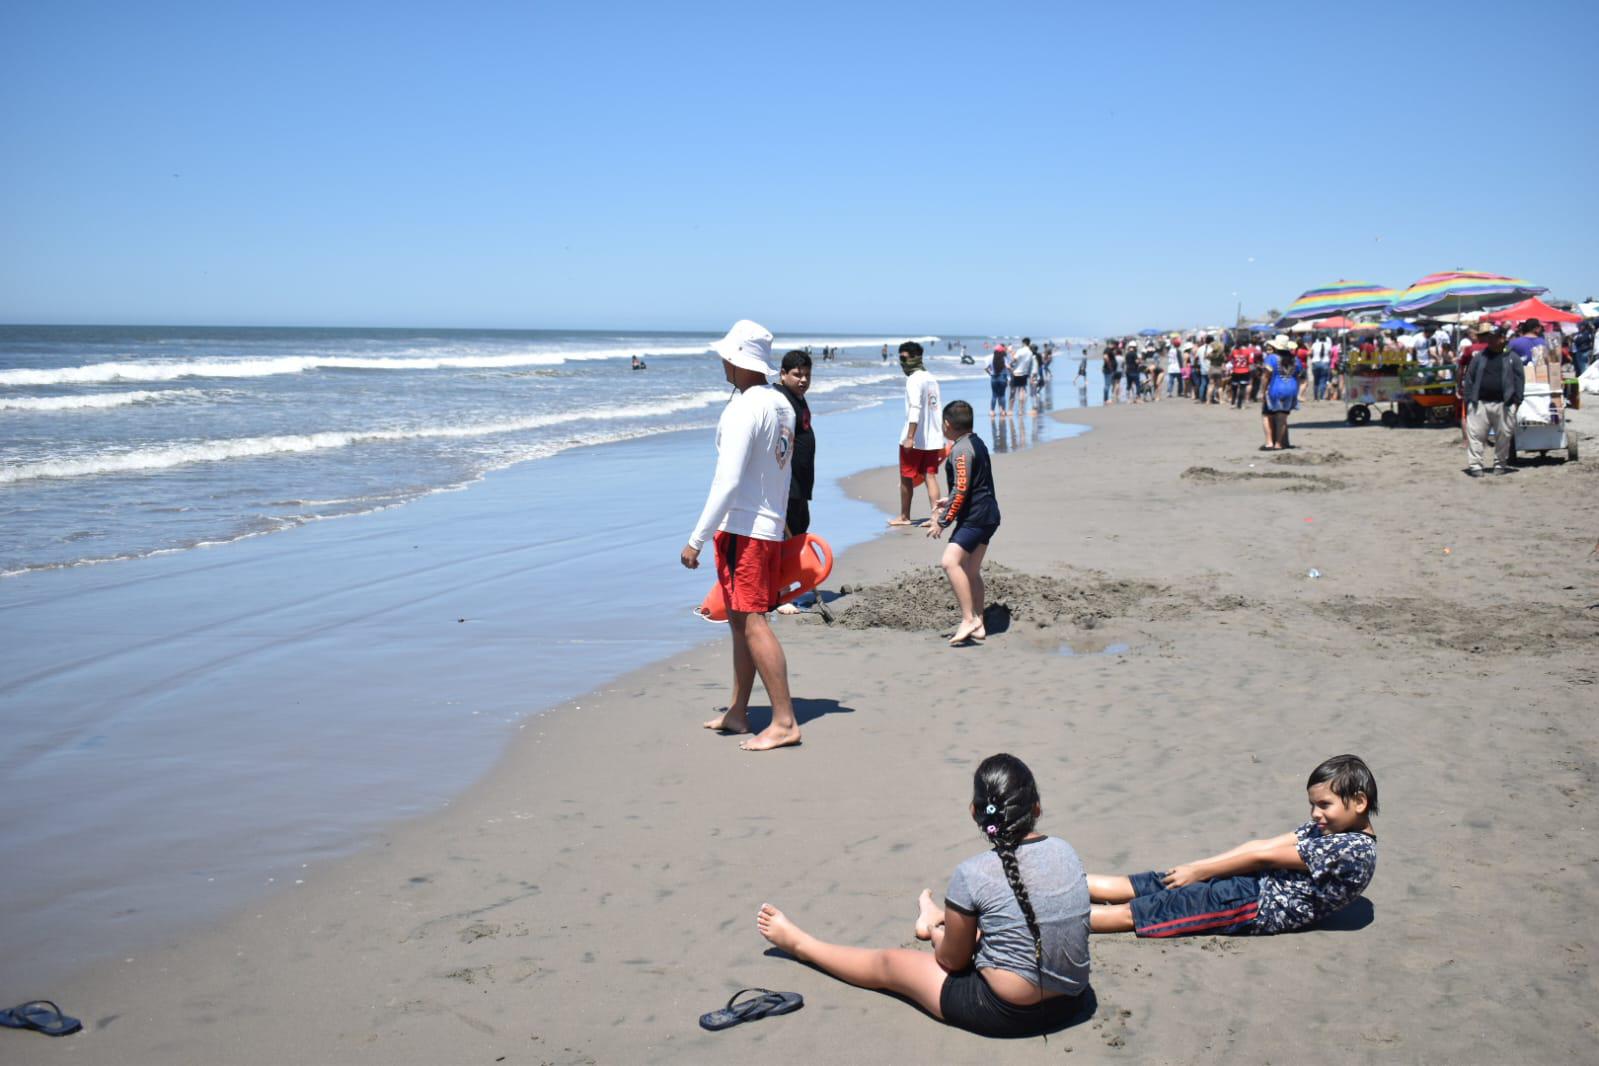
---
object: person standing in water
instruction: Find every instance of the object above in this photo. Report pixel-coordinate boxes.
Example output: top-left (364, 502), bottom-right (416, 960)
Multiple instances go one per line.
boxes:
top-left (682, 320), bottom-right (802, 752)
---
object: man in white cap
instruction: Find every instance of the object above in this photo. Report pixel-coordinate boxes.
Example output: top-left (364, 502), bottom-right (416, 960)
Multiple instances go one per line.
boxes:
top-left (681, 320), bottom-right (802, 751)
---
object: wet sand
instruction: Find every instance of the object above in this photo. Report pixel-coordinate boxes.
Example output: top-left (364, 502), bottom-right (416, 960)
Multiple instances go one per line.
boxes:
top-left (16, 398), bottom-right (1597, 1064)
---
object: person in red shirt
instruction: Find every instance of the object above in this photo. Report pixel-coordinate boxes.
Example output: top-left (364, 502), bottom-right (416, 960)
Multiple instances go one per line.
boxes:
top-left (1229, 344), bottom-right (1254, 408)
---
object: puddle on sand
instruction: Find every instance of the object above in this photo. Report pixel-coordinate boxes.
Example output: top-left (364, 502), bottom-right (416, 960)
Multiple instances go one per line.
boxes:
top-left (1059, 642), bottom-right (1131, 657)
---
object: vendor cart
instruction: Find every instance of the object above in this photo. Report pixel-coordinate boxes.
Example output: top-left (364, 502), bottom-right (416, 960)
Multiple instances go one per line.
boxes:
top-left (1510, 354), bottom-right (1579, 462)
top-left (1341, 352), bottom-right (1408, 425)
top-left (1396, 363), bottom-right (1460, 427)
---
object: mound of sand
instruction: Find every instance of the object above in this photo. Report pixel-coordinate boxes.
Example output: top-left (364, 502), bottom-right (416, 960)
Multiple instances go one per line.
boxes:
top-left (1181, 465), bottom-right (1348, 492)
top-left (834, 563), bottom-right (1168, 632)
top-left (1271, 449), bottom-right (1351, 466)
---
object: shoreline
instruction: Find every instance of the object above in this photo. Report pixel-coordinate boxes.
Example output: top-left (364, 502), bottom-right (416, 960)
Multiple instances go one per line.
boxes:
top-left (0, 373), bottom-right (1077, 997)
top-left (18, 398), bottom-right (1598, 1064)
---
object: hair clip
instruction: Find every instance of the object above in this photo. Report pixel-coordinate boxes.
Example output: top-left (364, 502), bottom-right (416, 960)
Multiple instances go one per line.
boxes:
top-left (985, 803), bottom-right (997, 815)
top-left (985, 824), bottom-right (998, 836)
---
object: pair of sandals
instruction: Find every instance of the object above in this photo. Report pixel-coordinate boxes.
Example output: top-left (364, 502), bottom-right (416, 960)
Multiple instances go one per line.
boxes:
top-left (1, 1000), bottom-right (81, 1037)
top-left (699, 987), bottom-right (803, 1031)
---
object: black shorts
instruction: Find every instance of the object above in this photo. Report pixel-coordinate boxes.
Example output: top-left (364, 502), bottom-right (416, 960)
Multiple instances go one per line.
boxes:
top-left (950, 521), bottom-right (998, 552)
top-left (786, 497), bottom-right (810, 536)
top-left (939, 968), bottom-right (1087, 1038)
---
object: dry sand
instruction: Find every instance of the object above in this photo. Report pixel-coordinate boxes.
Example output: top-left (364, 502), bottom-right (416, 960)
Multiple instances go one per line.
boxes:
top-left (15, 399), bottom-right (1597, 1065)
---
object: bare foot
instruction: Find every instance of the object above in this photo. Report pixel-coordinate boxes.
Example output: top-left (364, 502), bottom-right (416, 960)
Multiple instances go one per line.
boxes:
top-left (949, 618), bottom-right (982, 645)
top-left (740, 723), bottom-right (802, 751)
top-left (703, 707), bottom-right (750, 733)
top-left (914, 888), bottom-right (943, 940)
top-left (774, 602), bottom-right (801, 615)
top-left (757, 903), bottom-right (806, 955)
top-left (887, 517), bottom-right (913, 527)
top-left (971, 625), bottom-right (987, 641)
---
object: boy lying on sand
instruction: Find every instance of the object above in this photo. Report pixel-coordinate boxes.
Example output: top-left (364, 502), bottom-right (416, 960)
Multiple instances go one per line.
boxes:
top-left (1087, 755), bottom-right (1377, 937)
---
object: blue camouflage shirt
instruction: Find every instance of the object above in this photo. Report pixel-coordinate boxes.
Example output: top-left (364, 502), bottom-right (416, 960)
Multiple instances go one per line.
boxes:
top-left (1254, 821), bottom-right (1376, 933)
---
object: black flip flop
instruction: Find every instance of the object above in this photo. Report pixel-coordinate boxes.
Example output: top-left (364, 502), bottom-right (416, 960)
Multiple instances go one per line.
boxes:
top-left (698, 987), bottom-right (803, 1031)
top-left (0, 1000), bottom-right (82, 1037)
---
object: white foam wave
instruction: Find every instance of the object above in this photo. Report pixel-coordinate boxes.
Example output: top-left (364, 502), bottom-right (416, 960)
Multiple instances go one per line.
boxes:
top-left (0, 389), bottom-right (206, 412)
top-left (0, 418), bottom-right (721, 578)
top-left (804, 371), bottom-right (899, 395)
top-left (784, 334), bottom-right (940, 350)
top-left (0, 336), bottom-right (941, 386)
top-left (0, 391), bottom-right (733, 485)
top-left (0, 347), bottom-right (711, 386)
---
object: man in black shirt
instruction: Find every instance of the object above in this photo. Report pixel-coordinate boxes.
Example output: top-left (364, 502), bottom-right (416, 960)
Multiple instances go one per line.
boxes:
top-left (1461, 322), bottom-right (1523, 476)
top-left (775, 350), bottom-right (816, 614)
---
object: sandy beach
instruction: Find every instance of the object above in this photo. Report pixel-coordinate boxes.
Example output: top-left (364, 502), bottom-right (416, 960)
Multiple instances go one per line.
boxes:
top-left (13, 398), bottom-right (1597, 1065)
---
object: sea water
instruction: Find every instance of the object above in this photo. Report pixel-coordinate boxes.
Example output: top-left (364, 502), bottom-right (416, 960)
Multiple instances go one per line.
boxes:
top-left (0, 326), bottom-right (1092, 990)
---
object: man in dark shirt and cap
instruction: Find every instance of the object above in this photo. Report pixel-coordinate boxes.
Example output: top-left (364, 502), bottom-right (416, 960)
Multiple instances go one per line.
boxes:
top-left (1461, 322), bottom-right (1523, 477)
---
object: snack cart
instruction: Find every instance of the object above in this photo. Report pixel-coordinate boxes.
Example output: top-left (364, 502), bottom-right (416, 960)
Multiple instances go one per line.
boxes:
top-left (1511, 352), bottom-right (1578, 462)
top-left (1341, 351), bottom-right (1408, 425)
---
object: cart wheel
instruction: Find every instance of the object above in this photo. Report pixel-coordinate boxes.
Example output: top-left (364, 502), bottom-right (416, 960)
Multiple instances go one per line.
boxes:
top-left (1379, 409), bottom-right (1398, 427)
top-left (1347, 405), bottom-right (1370, 425)
top-left (1569, 434), bottom-right (1580, 462)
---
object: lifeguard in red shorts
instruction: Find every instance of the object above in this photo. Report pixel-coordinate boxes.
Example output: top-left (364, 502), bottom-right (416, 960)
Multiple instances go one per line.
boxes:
top-left (889, 341), bottom-right (945, 527)
top-left (679, 320), bottom-right (801, 752)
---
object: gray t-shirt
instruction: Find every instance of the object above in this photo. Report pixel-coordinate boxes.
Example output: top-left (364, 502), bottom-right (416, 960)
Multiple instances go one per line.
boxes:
top-left (945, 836), bottom-right (1090, 995)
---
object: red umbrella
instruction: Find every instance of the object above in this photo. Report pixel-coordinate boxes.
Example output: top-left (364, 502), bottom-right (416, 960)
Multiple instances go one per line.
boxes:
top-left (1481, 296), bottom-right (1582, 325)
top-left (1312, 315), bottom-right (1361, 329)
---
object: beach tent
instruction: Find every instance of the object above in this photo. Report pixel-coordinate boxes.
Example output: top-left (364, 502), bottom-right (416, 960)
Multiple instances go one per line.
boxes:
top-left (1481, 296), bottom-right (1583, 325)
top-left (1379, 318), bottom-right (1419, 331)
top-left (1289, 321), bottom-right (1318, 333)
top-left (1137, 328), bottom-right (1164, 336)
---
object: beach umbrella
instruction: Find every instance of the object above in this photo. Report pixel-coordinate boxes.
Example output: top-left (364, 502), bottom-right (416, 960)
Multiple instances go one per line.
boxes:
top-left (1277, 280), bottom-right (1398, 324)
top-left (1379, 318), bottom-right (1418, 331)
top-left (1137, 328), bottom-right (1164, 337)
top-left (1480, 296), bottom-right (1582, 325)
top-left (1290, 321), bottom-right (1318, 333)
top-left (1388, 270), bottom-right (1547, 318)
top-left (1312, 315), bottom-right (1363, 330)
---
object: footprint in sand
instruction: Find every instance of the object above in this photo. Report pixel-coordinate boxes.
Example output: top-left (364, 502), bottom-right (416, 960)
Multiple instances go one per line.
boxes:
top-left (459, 921), bottom-right (500, 942)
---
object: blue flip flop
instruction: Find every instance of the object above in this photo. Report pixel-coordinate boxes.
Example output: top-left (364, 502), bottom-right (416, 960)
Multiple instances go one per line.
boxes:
top-left (0, 1000), bottom-right (82, 1037)
top-left (698, 987), bottom-right (803, 1031)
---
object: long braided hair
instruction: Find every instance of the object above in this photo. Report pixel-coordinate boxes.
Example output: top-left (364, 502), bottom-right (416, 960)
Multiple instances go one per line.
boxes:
top-left (972, 753), bottom-right (1044, 977)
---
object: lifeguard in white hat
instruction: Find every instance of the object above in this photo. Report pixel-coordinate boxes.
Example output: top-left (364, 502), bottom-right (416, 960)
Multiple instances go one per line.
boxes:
top-left (681, 320), bottom-right (802, 751)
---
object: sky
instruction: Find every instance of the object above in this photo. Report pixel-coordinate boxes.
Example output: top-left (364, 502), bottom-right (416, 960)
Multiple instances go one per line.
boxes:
top-left (2, 0), bottom-right (1595, 336)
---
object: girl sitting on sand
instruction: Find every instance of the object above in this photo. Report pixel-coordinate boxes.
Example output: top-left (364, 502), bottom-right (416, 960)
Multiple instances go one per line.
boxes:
top-left (755, 754), bottom-right (1091, 1036)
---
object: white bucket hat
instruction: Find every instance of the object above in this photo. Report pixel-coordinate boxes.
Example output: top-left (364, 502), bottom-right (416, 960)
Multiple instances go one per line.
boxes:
top-left (709, 319), bottom-right (777, 375)
top-left (1268, 334), bottom-right (1296, 352)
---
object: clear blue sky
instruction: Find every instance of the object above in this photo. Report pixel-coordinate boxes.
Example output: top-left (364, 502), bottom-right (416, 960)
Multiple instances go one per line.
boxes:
top-left (3, 0), bottom-right (1594, 335)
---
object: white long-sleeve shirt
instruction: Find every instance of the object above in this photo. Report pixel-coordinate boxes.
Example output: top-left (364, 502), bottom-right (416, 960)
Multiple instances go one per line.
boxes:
top-left (688, 385), bottom-right (796, 550)
top-left (902, 369), bottom-right (945, 450)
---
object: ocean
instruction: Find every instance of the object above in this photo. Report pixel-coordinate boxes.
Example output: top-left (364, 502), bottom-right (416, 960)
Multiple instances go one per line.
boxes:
top-left (0, 325), bottom-right (1093, 990)
top-left (0, 326), bottom-right (969, 576)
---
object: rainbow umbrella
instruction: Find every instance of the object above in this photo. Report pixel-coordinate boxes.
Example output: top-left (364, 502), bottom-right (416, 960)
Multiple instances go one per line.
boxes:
top-left (1277, 280), bottom-right (1397, 325)
top-left (1388, 270), bottom-right (1546, 318)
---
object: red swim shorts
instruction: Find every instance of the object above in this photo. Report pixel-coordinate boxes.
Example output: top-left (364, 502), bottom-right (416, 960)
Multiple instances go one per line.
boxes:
top-left (713, 531), bottom-right (782, 614)
top-left (899, 445), bottom-right (943, 486)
